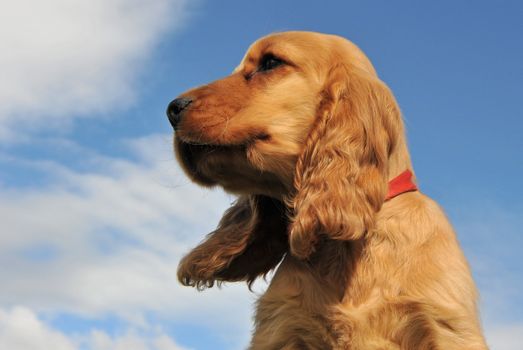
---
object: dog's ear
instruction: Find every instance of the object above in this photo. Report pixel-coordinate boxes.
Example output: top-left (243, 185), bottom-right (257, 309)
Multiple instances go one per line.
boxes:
top-left (177, 195), bottom-right (288, 290)
top-left (288, 65), bottom-right (401, 258)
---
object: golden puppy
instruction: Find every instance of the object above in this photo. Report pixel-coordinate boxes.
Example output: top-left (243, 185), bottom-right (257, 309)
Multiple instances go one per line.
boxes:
top-left (167, 31), bottom-right (487, 349)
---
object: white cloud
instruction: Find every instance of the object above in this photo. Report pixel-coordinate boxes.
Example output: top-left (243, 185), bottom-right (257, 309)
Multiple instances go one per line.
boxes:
top-left (0, 134), bottom-right (258, 348)
top-left (0, 135), bottom-right (224, 253)
top-left (486, 324), bottom-right (523, 350)
top-left (0, 0), bottom-right (188, 141)
top-left (0, 307), bottom-right (75, 350)
top-left (86, 329), bottom-right (190, 350)
top-left (0, 306), bottom-right (190, 350)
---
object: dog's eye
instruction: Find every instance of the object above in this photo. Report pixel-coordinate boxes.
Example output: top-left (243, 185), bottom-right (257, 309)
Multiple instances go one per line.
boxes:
top-left (258, 54), bottom-right (284, 72)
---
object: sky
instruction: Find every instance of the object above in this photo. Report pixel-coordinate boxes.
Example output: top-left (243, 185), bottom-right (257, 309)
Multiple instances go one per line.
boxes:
top-left (0, 0), bottom-right (522, 349)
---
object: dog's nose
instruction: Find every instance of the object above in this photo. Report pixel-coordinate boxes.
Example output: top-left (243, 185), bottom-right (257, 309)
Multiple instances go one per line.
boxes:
top-left (167, 97), bottom-right (192, 129)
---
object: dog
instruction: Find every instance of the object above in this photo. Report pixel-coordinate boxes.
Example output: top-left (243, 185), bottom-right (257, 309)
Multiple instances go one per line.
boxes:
top-left (167, 31), bottom-right (487, 349)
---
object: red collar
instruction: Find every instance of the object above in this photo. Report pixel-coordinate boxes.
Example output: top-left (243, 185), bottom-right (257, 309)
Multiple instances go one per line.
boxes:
top-left (385, 170), bottom-right (418, 201)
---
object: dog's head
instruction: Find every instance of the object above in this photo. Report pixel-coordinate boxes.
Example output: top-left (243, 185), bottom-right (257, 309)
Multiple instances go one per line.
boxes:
top-left (170, 31), bottom-right (379, 196)
top-left (170, 32), bottom-right (411, 288)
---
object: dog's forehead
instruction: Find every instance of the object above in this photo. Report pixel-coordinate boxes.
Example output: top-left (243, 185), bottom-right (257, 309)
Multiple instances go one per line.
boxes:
top-left (234, 32), bottom-right (326, 71)
top-left (234, 31), bottom-right (376, 76)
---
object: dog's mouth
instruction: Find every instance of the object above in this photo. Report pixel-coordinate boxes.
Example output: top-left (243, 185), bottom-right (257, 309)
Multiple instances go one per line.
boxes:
top-left (176, 140), bottom-right (238, 185)
top-left (175, 134), bottom-right (270, 187)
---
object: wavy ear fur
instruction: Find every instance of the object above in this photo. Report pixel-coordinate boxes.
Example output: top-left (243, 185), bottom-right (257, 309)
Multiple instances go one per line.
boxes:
top-left (177, 195), bottom-right (288, 290)
top-left (289, 64), bottom-right (401, 258)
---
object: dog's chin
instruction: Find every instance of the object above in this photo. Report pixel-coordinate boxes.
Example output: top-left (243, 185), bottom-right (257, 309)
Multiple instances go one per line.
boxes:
top-left (175, 139), bottom-right (222, 186)
top-left (174, 138), bottom-right (288, 197)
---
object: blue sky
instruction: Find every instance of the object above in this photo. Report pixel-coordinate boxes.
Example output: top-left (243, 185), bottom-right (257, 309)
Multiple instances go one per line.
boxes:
top-left (0, 1), bottom-right (522, 349)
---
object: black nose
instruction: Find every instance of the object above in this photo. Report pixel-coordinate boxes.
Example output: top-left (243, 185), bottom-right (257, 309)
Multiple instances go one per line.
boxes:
top-left (166, 97), bottom-right (192, 129)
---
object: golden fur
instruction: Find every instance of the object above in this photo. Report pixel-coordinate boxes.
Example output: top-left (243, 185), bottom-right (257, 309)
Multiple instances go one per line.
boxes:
top-left (172, 31), bottom-right (487, 349)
